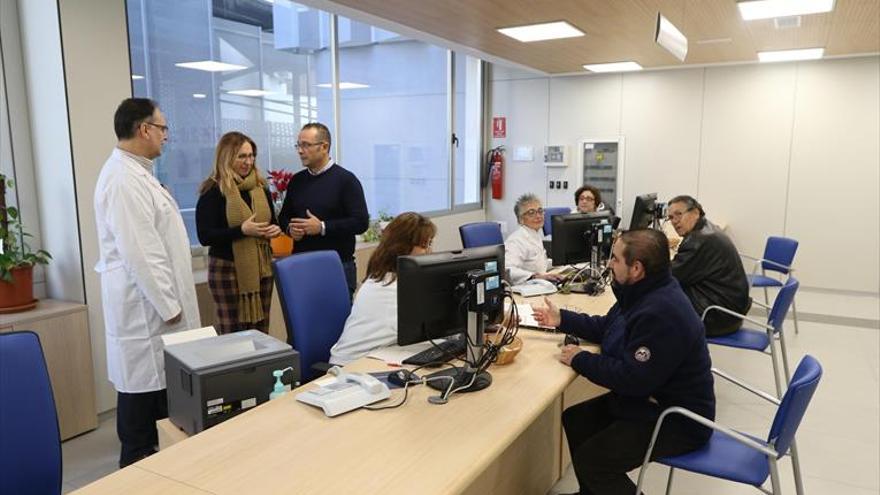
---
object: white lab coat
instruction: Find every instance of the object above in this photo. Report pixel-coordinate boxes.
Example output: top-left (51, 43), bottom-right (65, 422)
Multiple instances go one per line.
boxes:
top-left (505, 224), bottom-right (552, 285)
top-left (94, 148), bottom-right (201, 393)
top-left (329, 276), bottom-right (397, 366)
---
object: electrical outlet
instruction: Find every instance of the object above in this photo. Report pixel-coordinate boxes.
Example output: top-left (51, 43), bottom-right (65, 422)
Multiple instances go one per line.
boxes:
top-left (563, 181), bottom-right (569, 189)
top-left (549, 181), bottom-right (555, 189)
top-left (555, 181), bottom-right (562, 189)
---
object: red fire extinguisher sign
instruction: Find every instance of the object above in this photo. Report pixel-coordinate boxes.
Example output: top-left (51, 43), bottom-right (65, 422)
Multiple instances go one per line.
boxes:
top-left (492, 117), bottom-right (506, 138)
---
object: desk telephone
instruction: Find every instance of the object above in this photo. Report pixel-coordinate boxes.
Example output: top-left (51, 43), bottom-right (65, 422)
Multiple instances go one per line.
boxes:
top-left (511, 278), bottom-right (558, 297)
top-left (296, 366), bottom-right (390, 417)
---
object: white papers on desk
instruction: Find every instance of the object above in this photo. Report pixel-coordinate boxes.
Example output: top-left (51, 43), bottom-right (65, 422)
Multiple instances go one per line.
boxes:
top-left (367, 339), bottom-right (448, 365)
top-left (161, 326), bottom-right (218, 346)
top-left (509, 303), bottom-right (554, 330)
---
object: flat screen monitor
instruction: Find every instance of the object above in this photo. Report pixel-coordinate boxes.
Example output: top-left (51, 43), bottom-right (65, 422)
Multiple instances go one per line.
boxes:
top-left (629, 193), bottom-right (658, 230)
top-left (397, 245), bottom-right (505, 346)
top-left (551, 211), bottom-right (613, 266)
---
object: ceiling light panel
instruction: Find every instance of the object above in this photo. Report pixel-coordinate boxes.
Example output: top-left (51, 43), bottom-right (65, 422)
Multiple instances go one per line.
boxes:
top-left (758, 47), bottom-right (824, 62)
top-left (583, 61), bottom-right (643, 73)
top-left (175, 61), bottom-right (248, 72)
top-left (497, 21), bottom-right (585, 42)
top-left (738, 0), bottom-right (835, 21)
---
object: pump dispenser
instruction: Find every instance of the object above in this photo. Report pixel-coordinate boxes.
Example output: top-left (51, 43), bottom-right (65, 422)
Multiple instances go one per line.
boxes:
top-left (270, 367), bottom-right (295, 400)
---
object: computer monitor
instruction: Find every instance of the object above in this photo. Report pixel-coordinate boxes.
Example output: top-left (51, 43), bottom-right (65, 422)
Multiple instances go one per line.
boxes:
top-left (551, 211), bottom-right (614, 266)
top-left (629, 193), bottom-right (658, 230)
top-left (397, 244), bottom-right (505, 347)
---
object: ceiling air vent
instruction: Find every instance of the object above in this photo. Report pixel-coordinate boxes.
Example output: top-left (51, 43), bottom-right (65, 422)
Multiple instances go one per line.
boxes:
top-left (774, 16), bottom-right (802, 29)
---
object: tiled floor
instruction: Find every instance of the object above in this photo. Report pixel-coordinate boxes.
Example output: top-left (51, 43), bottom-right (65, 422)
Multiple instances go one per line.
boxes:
top-left (63, 295), bottom-right (879, 494)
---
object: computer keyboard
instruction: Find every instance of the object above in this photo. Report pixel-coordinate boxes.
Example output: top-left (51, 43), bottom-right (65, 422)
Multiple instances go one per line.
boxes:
top-left (403, 338), bottom-right (467, 366)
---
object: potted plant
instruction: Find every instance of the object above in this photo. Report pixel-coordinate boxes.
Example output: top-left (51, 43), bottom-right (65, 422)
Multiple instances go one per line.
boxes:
top-left (362, 211), bottom-right (394, 243)
top-left (266, 168), bottom-right (295, 257)
top-left (0, 174), bottom-right (51, 312)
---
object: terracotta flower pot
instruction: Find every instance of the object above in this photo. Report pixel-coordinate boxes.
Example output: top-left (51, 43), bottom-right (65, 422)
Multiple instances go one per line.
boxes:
top-left (271, 234), bottom-right (294, 258)
top-left (0, 265), bottom-right (37, 313)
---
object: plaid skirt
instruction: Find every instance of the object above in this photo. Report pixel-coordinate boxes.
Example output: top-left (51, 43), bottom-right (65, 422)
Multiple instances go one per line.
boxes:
top-left (208, 256), bottom-right (273, 334)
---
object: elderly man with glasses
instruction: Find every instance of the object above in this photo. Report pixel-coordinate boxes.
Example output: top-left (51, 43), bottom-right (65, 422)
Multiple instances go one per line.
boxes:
top-left (504, 193), bottom-right (564, 285)
top-left (278, 122), bottom-right (369, 296)
top-left (666, 195), bottom-right (750, 336)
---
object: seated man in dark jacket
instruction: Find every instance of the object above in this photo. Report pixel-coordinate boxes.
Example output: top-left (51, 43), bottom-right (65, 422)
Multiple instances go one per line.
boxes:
top-left (667, 195), bottom-right (751, 336)
top-left (533, 229), bottom-right (715, 495)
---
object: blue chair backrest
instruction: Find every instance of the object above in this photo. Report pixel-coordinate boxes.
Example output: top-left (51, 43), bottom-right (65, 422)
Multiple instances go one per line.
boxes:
top-left (273, 251), bottom-right (352, 382)
top-left (459, 222), bottom-right (503, 248)
top-left (763, 236), bottom-right (798, 274)
top-left (767, 355), bottom-right (822, 456)
top-left (767, 277), bottom-right (799, 332)
top-left (0, 331), bottom-right (61, 495)
top-left (543, 207), bottom-right (571, 236)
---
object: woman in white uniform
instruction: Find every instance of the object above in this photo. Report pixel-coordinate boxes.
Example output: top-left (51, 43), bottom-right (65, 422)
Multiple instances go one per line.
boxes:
top-left (329, 212), bottom-right (436, 365)
top-left (505, 193), bottom-right (563, 285)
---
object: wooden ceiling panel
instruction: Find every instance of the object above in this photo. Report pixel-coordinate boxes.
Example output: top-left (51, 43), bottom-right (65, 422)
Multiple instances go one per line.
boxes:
top-left (324, 0), bottom-right (880, 73)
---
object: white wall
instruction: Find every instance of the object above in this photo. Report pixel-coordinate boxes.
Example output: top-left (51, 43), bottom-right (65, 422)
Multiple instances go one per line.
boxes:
top-left (17, 0), bottom-right (84, 301)
top-left (490, 56), bottom-right (880, 293)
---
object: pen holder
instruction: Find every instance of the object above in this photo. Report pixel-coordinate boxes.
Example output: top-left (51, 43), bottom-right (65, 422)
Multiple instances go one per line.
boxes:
top-left (492, 336), bottom-right (523, 365)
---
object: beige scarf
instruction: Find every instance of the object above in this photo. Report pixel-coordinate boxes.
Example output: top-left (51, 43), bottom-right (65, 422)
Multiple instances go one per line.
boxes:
top-left (225, 171), bottom-right (273, 323)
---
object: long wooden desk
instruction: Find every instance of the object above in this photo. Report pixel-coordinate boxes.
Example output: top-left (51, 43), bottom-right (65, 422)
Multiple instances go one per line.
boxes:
top-left (75, 290), bottom-right (615, 495)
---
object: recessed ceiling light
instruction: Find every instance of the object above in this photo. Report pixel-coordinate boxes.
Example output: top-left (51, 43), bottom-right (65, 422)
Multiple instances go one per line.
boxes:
top-left (583, 61), bottom-right (643, 73)
top-left (175, 61), bottom-right (248, 72)
top-left (497, 21), bottom-right (585, 43)
top-left (738, 0), bottom-right (835, 21)
top-left (758, 47), bottom-right (824, 62)
top-left (316, 82), bottom-right (370, 90)
top-left (192, 93), bottom-right (207, 99)
top-left (227, 89), bottom-right (273, 97)
top-left (655, 14), bottom-right (688, 62)
top-left (131, 74), bottom-right (144, 80)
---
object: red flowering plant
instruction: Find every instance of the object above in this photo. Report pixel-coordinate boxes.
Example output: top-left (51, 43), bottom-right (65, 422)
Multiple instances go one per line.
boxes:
top-left (266, 168), bottom-right (294, 214)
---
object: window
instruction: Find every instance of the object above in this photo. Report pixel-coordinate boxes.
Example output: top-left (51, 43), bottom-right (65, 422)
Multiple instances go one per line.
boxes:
top-left (126, 0), bottom-right (483, 244)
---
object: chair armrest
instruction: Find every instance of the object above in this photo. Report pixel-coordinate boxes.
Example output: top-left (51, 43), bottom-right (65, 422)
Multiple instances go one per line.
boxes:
top-left (636, 406), bottom-right (778, 493)
top-left (712, 367), bottom-right (781, 405)
top-left (702, 305), bottom-right (773, 331)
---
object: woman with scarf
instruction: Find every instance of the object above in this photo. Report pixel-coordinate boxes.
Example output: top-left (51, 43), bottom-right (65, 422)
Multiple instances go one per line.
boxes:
top-left (196, 132), bottom-right (282, 333)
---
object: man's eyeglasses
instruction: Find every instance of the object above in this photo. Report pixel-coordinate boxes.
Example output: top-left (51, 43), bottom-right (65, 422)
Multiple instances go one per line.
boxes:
top-left (667, 208), bottom-right (693, 221)
top-left (295, 141), bottom-right (324, 150)
top-left (144, 121), bottom-right (169, 134)
top-left (522, 207), bottom-right (545, 217)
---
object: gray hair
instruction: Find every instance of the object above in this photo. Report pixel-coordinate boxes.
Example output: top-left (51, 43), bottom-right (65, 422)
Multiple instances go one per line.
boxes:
top-left (667, 194), bottom-right (705, 218)
top-left (514, 193), bottom-right (541, 222)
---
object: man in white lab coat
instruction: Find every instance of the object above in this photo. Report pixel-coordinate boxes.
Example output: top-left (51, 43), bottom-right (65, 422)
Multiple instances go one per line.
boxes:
top-left (94, 98), bottom-right (200, 467)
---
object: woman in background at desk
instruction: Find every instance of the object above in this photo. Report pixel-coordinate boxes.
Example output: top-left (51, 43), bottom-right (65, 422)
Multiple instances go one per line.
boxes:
top-left (506, 193), bottom-right (563, 285)
top-left (196, 132), bottom-right (281, 334)
top-left (574, 185), bottom-right (613, 215)
top-left (329, 212), bottom-right (436, 365)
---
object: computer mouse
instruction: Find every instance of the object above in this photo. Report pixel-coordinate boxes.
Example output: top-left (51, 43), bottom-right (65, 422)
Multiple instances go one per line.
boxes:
top-left (387, 370), bottom-right (419, 387)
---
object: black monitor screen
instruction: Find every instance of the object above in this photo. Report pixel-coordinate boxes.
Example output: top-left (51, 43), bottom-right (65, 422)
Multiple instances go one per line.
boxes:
top-left (629, 193), bottom-right (658, 230)
top-left (397, 245), bottom-right (505, 346)
top-left (550, 211), bottom-right (613, 266)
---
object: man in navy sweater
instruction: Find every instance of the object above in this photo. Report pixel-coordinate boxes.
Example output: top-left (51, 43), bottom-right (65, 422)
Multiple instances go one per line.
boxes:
top-left (278, 123), bottom-right (369, 295)
top-left (533, 229), bottom-right (715, 495)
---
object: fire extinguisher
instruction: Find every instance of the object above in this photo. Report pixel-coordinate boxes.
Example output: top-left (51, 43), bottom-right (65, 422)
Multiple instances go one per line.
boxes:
top-left (488, 146), bottom-right (504, 199)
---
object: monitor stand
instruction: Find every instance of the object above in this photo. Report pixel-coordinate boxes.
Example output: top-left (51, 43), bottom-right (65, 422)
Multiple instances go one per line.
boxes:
top-left (426, 310), bottom-right (492, 396)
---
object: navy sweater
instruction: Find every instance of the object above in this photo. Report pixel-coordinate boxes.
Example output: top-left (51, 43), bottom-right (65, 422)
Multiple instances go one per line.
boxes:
top-left (277, 164), bottom-right (369, 262)
top-left (560, 272), bottom-right (715, 431)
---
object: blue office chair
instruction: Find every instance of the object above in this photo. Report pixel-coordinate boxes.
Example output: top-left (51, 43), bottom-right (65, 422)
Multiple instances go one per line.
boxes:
top-left (273, 250), bottom-right (352, 383)
top-left (542, 207), bottom-right (571, 236)
top-left (459, 222), bottom-right (503, 248)
top-left (636, 355), bottom-right (822, 495)
top-left (743, 236), bottom-right (800, 334)
top-left (703, 277), bottom-right (799, 398)
top-left (0, 331), bottom-right (62, 495)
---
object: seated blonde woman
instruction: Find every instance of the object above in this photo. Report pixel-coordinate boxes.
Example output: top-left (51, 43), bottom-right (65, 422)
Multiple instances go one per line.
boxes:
top-left (329, 212), bottom-right (436, 365)
top-left (505, 193), bottom-right (563, 285)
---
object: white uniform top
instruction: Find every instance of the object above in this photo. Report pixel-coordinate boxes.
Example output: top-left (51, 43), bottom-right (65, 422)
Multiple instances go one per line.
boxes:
top-left (94, 148), bottom-right (201, 393)
top-left (505, 224), bottom-right (551, 285)
top-left (329, 276), bottom-right (397, 365)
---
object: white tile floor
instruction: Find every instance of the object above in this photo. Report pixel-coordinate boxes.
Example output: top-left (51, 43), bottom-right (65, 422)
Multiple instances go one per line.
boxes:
top-left (63, 297), bottom-right (879, 494)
